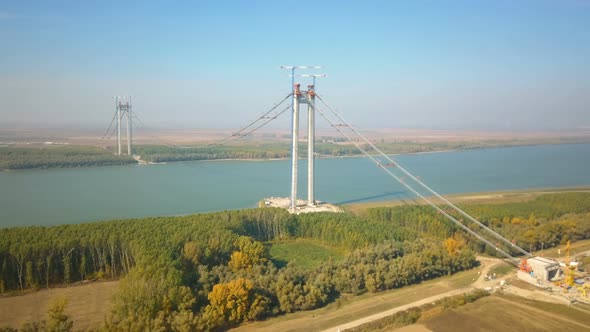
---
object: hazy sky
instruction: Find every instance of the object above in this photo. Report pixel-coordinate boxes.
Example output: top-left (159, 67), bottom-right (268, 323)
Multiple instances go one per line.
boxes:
top-left (1, 0), bottom-right (589, 130)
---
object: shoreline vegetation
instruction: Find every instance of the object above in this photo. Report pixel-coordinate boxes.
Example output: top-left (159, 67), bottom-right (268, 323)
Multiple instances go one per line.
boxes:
top-left (1, 137), bottom-right (589, 170)
top-left (345, 186), bottom-right (590, 214)
top-left (1, 190), bottom-right (590, 330)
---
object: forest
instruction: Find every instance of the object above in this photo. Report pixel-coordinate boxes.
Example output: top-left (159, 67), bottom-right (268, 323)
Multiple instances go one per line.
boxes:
top-left (133, 143), bottom-right (291, 162)
top-left (0, 147), bottom-right (136, 170)
top-left (1, 192), bottom-right (589, 330)
top-left (0, 209), bottom-right (473, 331)
top-left (367, 192), bottom-right (590, 253)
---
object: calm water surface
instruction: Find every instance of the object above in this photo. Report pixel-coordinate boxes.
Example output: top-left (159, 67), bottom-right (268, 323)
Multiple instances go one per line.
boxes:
top-left (1, 144), bottom-right (589, 227)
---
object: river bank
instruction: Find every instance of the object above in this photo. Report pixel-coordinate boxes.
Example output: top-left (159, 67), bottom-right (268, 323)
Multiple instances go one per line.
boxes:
top-left (2, 138), bottom-right (590, 171)
top-left (344, 186), bottom-right (590, 214)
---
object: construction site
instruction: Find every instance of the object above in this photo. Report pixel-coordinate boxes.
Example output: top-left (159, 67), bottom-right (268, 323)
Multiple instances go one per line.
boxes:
top-left (516, 241), bottom-right (590, 303)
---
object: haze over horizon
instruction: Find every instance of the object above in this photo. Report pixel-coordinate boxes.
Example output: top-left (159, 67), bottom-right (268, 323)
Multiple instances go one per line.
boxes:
top-left (1, 1), bottom-right (589, 131)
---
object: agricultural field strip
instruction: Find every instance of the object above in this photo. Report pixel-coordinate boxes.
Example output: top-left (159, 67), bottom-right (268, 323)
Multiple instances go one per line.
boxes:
top-left (492, 296), bottom-right (590, 329)
top-left (320, 258), bottom-right (502, 332)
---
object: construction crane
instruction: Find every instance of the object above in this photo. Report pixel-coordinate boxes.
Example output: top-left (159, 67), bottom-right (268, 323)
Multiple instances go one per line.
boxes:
top-left (564, 240), bottom-right (576, 287)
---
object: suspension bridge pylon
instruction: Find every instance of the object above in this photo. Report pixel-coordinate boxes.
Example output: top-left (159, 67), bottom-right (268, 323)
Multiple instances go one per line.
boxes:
top-left (115, 97), bottom-right (133, 156)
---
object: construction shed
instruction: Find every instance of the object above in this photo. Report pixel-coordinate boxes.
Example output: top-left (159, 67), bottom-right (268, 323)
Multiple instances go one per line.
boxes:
top-left (527, 257), bottom-right (560, 281)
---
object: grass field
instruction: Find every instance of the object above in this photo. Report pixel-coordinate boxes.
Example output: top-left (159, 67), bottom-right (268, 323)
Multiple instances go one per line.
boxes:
top-left (0, 281), bottom-right (118, 331)
top-left (488, 262), bottom-right (515, 277)
top-left (344, 186), bottom-right (590, 215)
top-left (268, 239), bottom-right (347, 269)
top-left (534, 237), bottom-right (590, 259)
top-left (419, 294), bottom-right (590, 332)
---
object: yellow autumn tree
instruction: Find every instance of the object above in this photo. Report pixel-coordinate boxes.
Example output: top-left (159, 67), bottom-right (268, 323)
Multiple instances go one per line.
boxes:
top-left (228, 236), bottom-right (266, 272)
top-left (182, 241), bottom-right (203, 265)
top-left (204, 278), bottom-right (253, 328)
top-left (444, 233), bottom-right (466, 256)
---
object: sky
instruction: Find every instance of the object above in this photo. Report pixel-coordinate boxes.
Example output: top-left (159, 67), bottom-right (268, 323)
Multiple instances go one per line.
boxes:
top-left (1, 0), bottom-right (589, 131)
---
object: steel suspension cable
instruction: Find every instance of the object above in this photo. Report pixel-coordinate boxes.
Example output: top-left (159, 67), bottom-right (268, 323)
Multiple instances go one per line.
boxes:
top-left (97, 110), bottom-right (119, 145)
top-left (315, 94), bottom-right (531, 257)
top-left (129, 111), bottom-right (182, 148)
top-left (228, 103), bottom-right (292, 140)
top-left (216, 93), bottom-right (293, 143)
top-left (120, 93), bottom-right (293, 150)
top-left (301, 95), bottom-right (518, 263)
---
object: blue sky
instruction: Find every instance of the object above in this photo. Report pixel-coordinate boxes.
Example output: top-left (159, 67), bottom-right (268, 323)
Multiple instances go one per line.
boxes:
top-left (1, 0), bottom-right (589, 130)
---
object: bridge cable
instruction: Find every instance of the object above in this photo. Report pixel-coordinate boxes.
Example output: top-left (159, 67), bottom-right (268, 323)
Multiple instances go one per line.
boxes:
top-left (120, 93), bottom-right (293, 150)
top-left (301, 93), bottom-right (521, 262)
top-left (97, 110), bottom-right (119, 146)
top-left (216, 93), bottom-right (293, 143)
top-left (315, 94), bottom-right (532, 258)
top-left (226, 103), bottom-right (292, 140)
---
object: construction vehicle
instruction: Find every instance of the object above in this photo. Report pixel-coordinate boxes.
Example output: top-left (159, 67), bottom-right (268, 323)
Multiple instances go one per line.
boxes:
top-left (519, 258), bottom-right (532, 273)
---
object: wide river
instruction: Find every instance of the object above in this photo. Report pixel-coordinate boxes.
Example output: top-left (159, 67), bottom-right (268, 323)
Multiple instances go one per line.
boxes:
top-left (1, 143), bottom-right (589, 228)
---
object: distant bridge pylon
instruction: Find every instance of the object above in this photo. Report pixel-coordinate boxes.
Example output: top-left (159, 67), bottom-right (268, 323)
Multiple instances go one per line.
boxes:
top-left (115, 97), bottom-right (133, 156)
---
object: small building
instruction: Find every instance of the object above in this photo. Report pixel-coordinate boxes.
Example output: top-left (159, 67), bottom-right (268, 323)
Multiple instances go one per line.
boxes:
top-left (527, 256), bottom-right (560, 281)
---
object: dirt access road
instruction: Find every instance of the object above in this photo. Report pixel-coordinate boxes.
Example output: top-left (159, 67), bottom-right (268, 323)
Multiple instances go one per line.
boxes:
top-left (233, 257), bottom-right (503, 332)
top-left (320, 257), bottom-right (502, 332)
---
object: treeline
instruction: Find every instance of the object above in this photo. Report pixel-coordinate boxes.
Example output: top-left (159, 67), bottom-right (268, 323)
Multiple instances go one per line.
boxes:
top-left (130, 139), bottom-right (590, 163)
top-left (0, 146), bottom-right (136, 170)
top-left (134, 139), bottom-right (583, 162)
top-left (134, 144), bottom-right (291, 162)
top-left (4, 139), bottom-right (589, 169)
top-left (0, 208), bottom-right (419, 294)
top-left (106, 237), bottom-right (476, 331)
top-left (1, 208), bottom-right (477, 331)
top-left (368, 192), bottom-right (590, 254)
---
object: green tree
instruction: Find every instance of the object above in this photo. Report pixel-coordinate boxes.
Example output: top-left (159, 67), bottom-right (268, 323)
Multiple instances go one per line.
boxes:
top-left (62, 256), bottom-right (71, 285)
top-left (25, 261), bottom-right (36, 289)
top-left (46, 297), bottom-right (73, 332)
top-left (79, 253), bottom-right (87, 281)
top-left (228, 237), bottom-right (266, 272)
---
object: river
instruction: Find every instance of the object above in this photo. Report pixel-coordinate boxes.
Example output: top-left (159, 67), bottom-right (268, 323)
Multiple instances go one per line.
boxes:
top-left (1, 143), bottom-right (589, 228)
